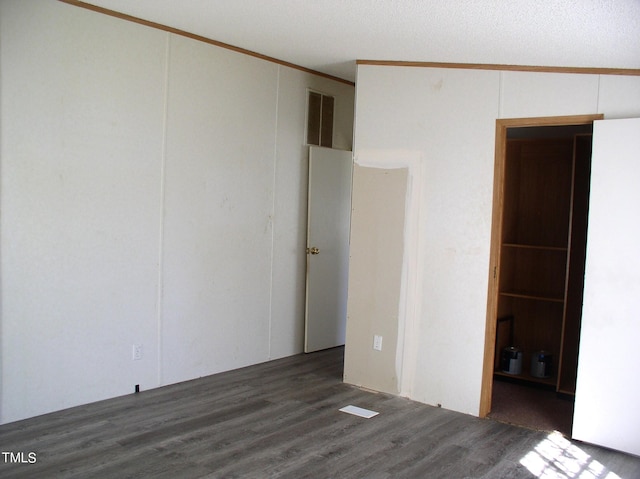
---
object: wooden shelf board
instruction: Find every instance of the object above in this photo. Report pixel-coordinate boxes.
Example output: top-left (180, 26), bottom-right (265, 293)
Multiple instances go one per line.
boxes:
top-left (502, 243), bottom-right (568, 252)
top-left (499, 292), bottom-right (565, 303)
top-left (557, 388), bottom-right (576, 396)
top-left (494, 370), bottom-right (556, 387)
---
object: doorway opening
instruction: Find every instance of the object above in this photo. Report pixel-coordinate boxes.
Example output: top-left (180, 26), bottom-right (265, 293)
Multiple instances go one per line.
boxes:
top-left (480, 114), bottom-right (603, 435)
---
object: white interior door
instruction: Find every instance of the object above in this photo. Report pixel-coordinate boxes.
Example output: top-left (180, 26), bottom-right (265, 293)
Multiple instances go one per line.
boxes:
top-left (573, 118), bottom-right (640, 456)
top-left (305, 146), bottom-right (353, 353)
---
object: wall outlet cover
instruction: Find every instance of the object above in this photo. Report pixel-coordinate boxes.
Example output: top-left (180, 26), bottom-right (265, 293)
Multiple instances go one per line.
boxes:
top-left (133, 344), bottom-right (143, 361)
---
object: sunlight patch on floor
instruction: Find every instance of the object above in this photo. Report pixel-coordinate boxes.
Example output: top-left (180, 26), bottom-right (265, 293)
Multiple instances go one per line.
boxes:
top-left (520, 431), bottom-right (622, 479)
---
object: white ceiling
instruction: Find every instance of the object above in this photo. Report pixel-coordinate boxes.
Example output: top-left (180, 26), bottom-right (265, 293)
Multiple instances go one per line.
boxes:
top-left (81, 0), bottom-right (640, 82)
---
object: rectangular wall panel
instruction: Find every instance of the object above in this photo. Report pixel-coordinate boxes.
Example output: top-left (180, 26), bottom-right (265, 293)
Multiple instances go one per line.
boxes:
top-left (500, 71), bottom-right (599, 118)
top-left (160, 35), bottom-right (278, 384)
top-left (0, 0), bottom-right (166, 422)
top-left (344, 165), bottom-right (407, 394)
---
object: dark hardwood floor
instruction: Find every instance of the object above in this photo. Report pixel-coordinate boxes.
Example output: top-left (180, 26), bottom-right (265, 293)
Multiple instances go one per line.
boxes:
top-left (1, 347), bottom-right (639, 478)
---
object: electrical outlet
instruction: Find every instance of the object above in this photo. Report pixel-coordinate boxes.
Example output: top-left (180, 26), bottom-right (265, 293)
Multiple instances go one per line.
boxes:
top-left (373, 335), bottom-right (383, 351)
top-left (132, 344), bottom-right (143, 361)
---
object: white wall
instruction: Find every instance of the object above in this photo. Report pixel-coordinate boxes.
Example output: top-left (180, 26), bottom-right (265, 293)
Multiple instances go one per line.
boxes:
top-left (0, 0), bottom-right (354, 423)
top-left (346, 64), bottom-right (640, 416)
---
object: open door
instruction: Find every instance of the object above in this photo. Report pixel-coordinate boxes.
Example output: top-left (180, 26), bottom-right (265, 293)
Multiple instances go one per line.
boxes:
top-left (304, 146), bottom-right (353, 353)
top-left (572, 118), bottom-right (640, 456)
top-left (481, 115), bottom-right (602, 420)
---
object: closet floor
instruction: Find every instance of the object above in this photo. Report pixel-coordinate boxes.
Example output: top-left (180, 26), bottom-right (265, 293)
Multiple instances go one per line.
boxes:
top-left (489, 379), bottom-right (574, 437)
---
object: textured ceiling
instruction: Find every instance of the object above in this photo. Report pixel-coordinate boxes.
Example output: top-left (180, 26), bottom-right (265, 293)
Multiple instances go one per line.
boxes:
top-left (80, 0), bottom-right (640, 82)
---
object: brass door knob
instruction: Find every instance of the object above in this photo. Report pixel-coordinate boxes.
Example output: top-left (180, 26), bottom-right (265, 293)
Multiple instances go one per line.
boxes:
top-left (307, 246), bottom-right (320, 255)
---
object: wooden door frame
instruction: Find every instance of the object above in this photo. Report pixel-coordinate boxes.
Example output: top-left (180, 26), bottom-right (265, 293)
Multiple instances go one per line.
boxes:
top-left (479, 114), bottom-right (604, 418)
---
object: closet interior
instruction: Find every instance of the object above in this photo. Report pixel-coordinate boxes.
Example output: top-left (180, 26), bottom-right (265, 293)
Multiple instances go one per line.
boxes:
top-left (491, 123), bottom-right (594, 433)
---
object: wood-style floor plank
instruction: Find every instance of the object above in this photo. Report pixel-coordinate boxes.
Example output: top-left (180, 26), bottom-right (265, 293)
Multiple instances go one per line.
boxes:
top-left (1, 347), bottom-right (639, 478)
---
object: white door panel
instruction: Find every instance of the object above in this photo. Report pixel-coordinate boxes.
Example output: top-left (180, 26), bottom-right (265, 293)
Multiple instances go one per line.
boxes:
top-left (573, 118), bottom-right (640, 456)
top-left (305, 147), bottom-right (352, 353)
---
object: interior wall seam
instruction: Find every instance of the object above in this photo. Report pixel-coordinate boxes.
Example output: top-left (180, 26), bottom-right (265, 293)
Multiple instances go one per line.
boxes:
top-left (267, 66), bottom-right (281, 360)
top-left (595, 74), bottom-right (602, 115)
top-left (156, 32), bottom-right (171, 387)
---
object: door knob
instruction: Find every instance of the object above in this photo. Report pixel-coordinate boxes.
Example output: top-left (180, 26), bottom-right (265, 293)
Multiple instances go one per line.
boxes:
top-left (307, 246), bottom-right (320, 255)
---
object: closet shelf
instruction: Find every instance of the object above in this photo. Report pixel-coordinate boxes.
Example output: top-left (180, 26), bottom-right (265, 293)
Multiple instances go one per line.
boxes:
top-left (499, 291), bottom-right (565, 303)
top-left (502, 243), bottom-right (568, 252)
top-left (494, 370), bottom-right (556, 386)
